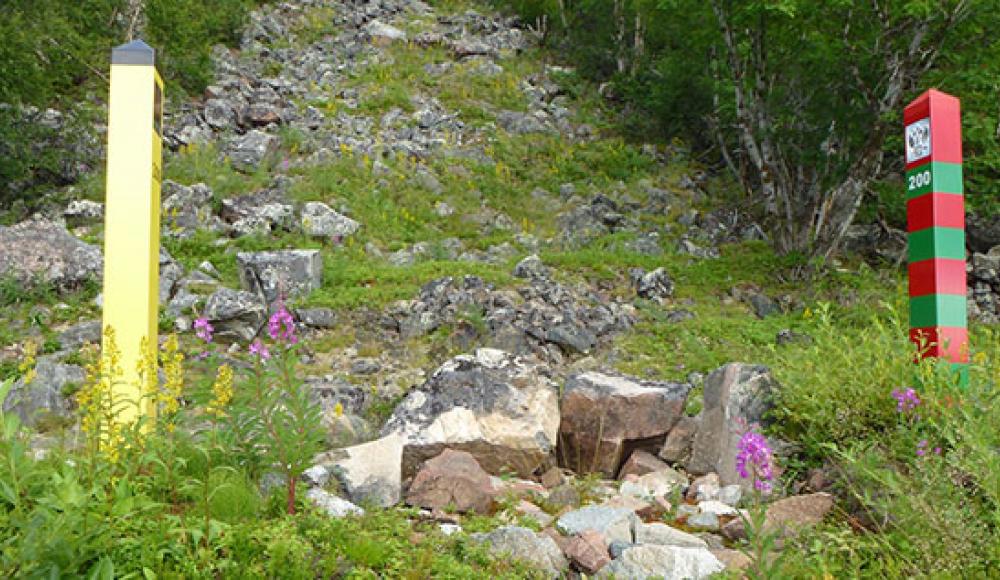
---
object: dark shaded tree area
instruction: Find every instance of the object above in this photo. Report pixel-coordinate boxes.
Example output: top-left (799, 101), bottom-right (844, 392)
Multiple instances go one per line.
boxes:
top-left (496, 0), bottom-right (1000, 257)
top-left (0, 0), bottom-right (265, 211)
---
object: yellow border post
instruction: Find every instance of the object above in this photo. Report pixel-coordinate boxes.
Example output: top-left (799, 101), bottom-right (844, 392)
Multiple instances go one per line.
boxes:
top-left (102, 40), bottom-right (163, 425)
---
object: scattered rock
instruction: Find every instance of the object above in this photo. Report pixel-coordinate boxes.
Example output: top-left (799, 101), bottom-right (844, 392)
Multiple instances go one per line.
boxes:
top-left (382, 349), bottom-right (560, 480)
top-left (405, 449), bottom-right (495, 514)
top-left (225, 130), bottom-right (278, 172)
top-left (618, 449), bottom-right (671, 479)
top-left (64, 200), bottom-right (104, 222)
top-left (559, 371), bottom-right (690, 476)
top-left (630, 267), bottom-right (674, 301)
top-left (472, 526), bottom-right (568, 578)
top-left (710, 548), bottom-right (753, 572)
top-left (547, 484), bottom-right (581, 509)
top-left (659, 415), bottom-right (699, 463)
top-left (306, 488), bottom-right (365, 518)
top-left (687, 364), bottom-right (779, 487)
top-left (722, 493), bottom-right (834, 541)
top-left (512, 254), bottom-right (548, 280)
top-left (747, 292), bottom-right (780, 319)
top-left (0, 218), bottom-right (102, 288)
top-left (203, 288), bottom-right (266, 342)
top-left (556, 506), bottom-right (638, 544)
top-left (324, 433), bottom-right (403, 508)
top-left (58, 320), bottom-right (101, 350)
top-left (237, 250), bottom-right (323, 303)
top-left (301, 201), bottom-right (361, 238)
top-left (295, 307), bottom-right (337, 328)
top-left (2, 359), bottom-right (85, 427)
top-left (635, 523), bottom-right (708, 548)
top-left (563, 529), bottom-right (610, 574)
top-left (366, 19), bottom-right (407, 45)
top-left (620, 468), bottom-right (687, 500)
top-left (600, 545), bottom-right (724, 579)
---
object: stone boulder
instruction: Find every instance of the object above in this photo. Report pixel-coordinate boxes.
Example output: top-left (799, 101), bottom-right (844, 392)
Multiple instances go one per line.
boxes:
top-left (405, 449), bottom-right (495, 514)
top-left (600, 545), bottom-right (724, 579)
top-left (686, 363), bottom-right (779, 487)
top-left (630, 267), bottom-right (674, 301)
top-left (203, 288), bottom-right (266, 342)
top-left (305, 488), bottom-right (364, 518)
top-left (0, 218), bottom-right (102, 288)
top-left (225, 130), bottom-right (278, 172)
top-left (559, 371), bottom-right (690, 476)
top-left (722, 492), bottom-right (834, 541)
top-left (563, 529), bottom-right (611, 574)
top-left (556, 506), bottom-right (638, 544)
top-left (3, 359), bottom-right (85, 427)
top-left (221, 190), bottom-right (295, 237)
top-left (323, 433), bottom-right (403, 508)
top-left (162, 181), bottom-right (221, 237)
top-left (300, 202), bottom-right (360, 239)
top-left (382, 349), bottom-right (560, 480)
top-left (472, 526), bottom-right (567, 578)
top-left (236, 250), bottom-right (322, 303)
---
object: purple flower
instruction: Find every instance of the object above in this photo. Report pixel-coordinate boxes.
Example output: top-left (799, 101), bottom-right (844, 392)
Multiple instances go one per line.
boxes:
top-left (736, 428), bottom-right (775, 493)
top-left (267, 303), bottom-right (298, 345)
top-left (917, 439), bottom-right (928, 457)
top-left (194, 317), bottom-right (214, 343)
top-left (249, 339), bottom-right (270, 361)
top-left (891, 387), bottom-right (921, 415)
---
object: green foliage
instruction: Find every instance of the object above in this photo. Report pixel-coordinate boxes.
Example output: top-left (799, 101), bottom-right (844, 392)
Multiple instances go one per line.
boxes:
top-left (145, 0), bottom-right (255, 95)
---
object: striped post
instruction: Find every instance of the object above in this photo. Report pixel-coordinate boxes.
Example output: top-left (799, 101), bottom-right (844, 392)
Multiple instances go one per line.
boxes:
top-left (904, 89), bottom-right (969, 373)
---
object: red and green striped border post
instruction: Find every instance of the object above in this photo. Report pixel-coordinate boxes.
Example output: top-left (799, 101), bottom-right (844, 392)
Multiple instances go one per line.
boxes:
top-left (904, 89), bottom-right (969, 377)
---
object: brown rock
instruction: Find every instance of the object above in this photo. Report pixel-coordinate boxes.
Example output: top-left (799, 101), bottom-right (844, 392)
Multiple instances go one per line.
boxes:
top-left (541, 467), bottom-right (565, 489)
top-left (564, 530), bottom-right (611, 574)
top-left (548, 484), bottom-right (581, 509)
top-left (711, 548), bottom-right (752, 571)
top-left (659, 415), bottom-right (699, 463)
top-left (618, 449), bottom-right (671, 479)
top-left (722, 493), bottom-right (834, 540)
top-left (559, 372), bottom-right (690, 477)
top-left (405, 449), bottom-right (495, 514)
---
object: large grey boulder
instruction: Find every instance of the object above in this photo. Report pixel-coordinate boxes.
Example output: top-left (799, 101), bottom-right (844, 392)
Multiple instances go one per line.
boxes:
top-left (300, 202), bottom-right (360, 238)
top-left (687, 363), bottom-right (779, 487)
top-left (225, 130), bottom-right (278, 172)
top-left (559, 371), bottom-right (690, 476)
top-left (236, 250), bottom-right (322, 303)
top-left (599, 545), bottom-right (724, 579)
top-left (0, 218), bottom-right (102, 288)
top-left (162, 181), bottom-right (221, 237)
top-left (472, 526), bottom-right (567, 578)
top-left (323, 433), bottom-right (404, 508)
top-left (3, 359), bottom-right (85, 427)
top-left (203, 288), bottom-right (266, 342)
top-left (382, 348), bottom-right (560, 480)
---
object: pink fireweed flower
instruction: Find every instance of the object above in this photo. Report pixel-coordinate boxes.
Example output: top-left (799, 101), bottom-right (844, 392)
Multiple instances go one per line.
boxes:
top-left (891, 387), bottom-right (921, 416)
top-left (736, 429), bottom-right (775, 493)
top-left (267, 303), bottom-right (298, 345)
top-left (249, 339), bottom-right (270, 361)
top-left (194, 317), bottom-right (214, 343)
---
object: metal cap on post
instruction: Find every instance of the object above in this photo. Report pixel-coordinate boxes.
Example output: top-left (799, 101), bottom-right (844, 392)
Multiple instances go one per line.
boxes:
top-left (102, 39), bottom-right (164, 426)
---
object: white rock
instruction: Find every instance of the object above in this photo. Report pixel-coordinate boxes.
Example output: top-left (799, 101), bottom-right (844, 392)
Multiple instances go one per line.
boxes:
top-left (306, 488), bottom-right (364, 517)
top-left (600, 545), bottom-right (724, 579)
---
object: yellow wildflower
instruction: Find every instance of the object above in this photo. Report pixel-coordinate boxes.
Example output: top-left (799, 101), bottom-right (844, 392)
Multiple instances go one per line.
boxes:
top-left (161, 334), bottom-right (185, 416)
top-left (334, 401), bottom-right (344, 418)
top-left (206, 364), bottom-right (234, 418)
top-left (18, 340), bottom-right (37, 385)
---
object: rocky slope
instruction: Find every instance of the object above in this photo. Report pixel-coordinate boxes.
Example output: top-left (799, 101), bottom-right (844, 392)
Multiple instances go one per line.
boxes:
top-left (1, 0), bottom-right (997, 577)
